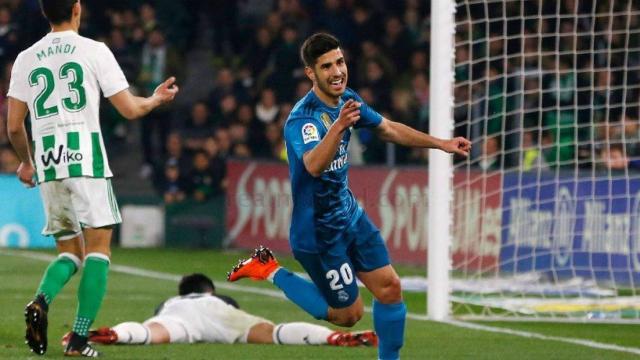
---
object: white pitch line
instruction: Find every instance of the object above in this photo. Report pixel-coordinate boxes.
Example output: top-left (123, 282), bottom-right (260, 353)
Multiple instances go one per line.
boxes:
top-left (3, 249), bottom-right (640, 356)
top-left (445, 320), bottom-right (640, 356)
top-left (111, 262), bottom-right (287, 299)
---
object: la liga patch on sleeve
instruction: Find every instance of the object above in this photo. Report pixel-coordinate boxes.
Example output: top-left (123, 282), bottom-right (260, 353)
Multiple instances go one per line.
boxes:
top-left (302, 123), bottom-right (320, 144)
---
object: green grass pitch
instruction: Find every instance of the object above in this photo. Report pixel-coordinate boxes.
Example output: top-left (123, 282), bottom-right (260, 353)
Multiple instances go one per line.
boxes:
top-left (1, 248), bottom-right (639, 359)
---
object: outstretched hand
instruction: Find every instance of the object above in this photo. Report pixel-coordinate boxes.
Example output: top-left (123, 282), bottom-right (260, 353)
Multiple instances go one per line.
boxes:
top-left (441, 137), bottom-right (472, 157)
top-left (153, 76), bottom-right (179, 104)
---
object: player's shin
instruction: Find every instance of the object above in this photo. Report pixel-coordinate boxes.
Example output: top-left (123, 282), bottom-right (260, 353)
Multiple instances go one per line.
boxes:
top-left (272, 268), bottom-right (329, 320)
top-left (36, 252), bottom-right (80, 305)
top-left (373, 300), bottom-right (406, 360)
top-left (272, 322), bottom-right (333, 345)
top-left (72, 253), bottom-right (110, 337)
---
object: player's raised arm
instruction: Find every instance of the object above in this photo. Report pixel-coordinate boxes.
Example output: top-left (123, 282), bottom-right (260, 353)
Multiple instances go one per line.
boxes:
top-left (302, 99), bottom-right (360, 177)
top-left (108, 76), bottom-right (179, 120)
top-left (375, 117), bottom-right (471, 157)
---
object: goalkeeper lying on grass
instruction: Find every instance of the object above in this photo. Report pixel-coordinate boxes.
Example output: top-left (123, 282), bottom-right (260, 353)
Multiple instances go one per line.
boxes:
top-left (62, 273), bottom-right (376, 348)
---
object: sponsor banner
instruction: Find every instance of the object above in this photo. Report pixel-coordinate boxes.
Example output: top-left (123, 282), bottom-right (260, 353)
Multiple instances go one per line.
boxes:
top-left (226, 160), bottom-right (501, 268)
top-left (452, 171), bottom-right (502, 271)
top-left (500, 173), bottom-right (640, 284)
top-left (0, 175), bottom-right (52, 248)
top-left (226, 161), bottom-right (292, 254)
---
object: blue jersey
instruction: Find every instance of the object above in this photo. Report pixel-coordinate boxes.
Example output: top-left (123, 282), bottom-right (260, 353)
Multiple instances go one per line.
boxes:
top-left (284, 88), bottom-right (383, 252)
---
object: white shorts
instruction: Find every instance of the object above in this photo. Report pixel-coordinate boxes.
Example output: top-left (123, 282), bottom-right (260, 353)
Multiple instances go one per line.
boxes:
top-left (40, 177), bottom-right (122, 237)
top-left (146, 296), bottom-right (271, 344)
top-left (143, 316), bottom-right (190, 344)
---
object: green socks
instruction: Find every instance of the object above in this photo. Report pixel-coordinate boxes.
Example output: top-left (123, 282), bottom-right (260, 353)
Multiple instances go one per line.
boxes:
top-left (36, 254), bottom-right (79, 305)
top-left (35, 252), bottom-right (111, 337)
top-left (72, 254), bottom-right (110, 336)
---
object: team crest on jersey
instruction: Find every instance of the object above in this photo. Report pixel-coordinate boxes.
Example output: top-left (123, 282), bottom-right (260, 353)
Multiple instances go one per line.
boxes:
top-left (302, 123), bottom-right (319, 144)
top-left (337, 290), bottom-right (350, 302)
top-left (320, 113), bottom-right (332, 129)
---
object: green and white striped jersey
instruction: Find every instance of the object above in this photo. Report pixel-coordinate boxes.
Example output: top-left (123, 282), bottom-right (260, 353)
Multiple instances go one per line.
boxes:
top-left (8, 30), bottom-right (129, 182)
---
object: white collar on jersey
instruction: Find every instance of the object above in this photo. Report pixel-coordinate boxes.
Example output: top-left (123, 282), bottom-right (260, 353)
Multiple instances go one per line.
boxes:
top-left (46, 30), bottom-right (78, 37)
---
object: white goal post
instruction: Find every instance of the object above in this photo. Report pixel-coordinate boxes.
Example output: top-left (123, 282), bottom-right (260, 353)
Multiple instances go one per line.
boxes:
top-left (428, 0), bottom-right (456, 321)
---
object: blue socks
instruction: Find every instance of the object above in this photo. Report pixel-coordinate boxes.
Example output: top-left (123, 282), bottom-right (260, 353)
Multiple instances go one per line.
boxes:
top-left (272, 268), bottom-right (329, 320)
top-left (272, 268), bottom-right (406, 359)
top-left (373, 300), bottom-right (406, 360)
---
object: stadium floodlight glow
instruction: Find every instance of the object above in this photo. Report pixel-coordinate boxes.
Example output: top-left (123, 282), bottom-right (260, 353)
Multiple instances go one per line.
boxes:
top-left (431, 0), bottom-right (640, 323)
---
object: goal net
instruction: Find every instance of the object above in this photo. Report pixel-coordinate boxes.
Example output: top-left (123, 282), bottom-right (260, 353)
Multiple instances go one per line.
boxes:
top-left (448, 0), bottom-right (640, 321)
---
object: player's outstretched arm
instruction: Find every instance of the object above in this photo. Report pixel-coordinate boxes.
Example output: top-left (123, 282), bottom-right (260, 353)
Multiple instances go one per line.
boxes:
top-left (303, 99), bottom-right (360, 176)
top-left (108, 76), bottom-right (179, 120)
top-left (376, 117), bottom-right (471, 157)
top-left (7, 97), bottom-right (35, 187)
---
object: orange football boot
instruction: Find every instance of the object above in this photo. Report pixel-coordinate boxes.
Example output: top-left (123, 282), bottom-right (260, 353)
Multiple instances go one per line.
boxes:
top-left (227, 246), bottom-right (279, 282)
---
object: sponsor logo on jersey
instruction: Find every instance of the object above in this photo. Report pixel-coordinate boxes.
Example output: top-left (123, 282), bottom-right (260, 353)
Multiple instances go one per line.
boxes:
top-left (338, 143), bottom-right (347, 155)
top-left (324, 142), bottom-right (349, 173)
top-left (302, 123), bottom-right (319, 144)
top-left (320, 113), bottom-right (332, 129)
top-left (41, 145), bottom-right (83, 167)
top-left (325, 153), bottom-right (348, 172)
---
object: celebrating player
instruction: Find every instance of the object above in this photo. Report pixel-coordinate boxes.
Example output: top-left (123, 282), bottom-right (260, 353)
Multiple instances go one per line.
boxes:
top-left (7, 0), bottom-right (178, 356)
top-left (227, 33), bottom-right (471, 360)
top-left (62, 273), bottom-right (377, 348)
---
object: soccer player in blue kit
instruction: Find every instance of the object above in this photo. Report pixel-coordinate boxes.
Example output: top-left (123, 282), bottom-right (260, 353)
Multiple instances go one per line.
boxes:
top-left (228, 33), bottom-right (471, 360)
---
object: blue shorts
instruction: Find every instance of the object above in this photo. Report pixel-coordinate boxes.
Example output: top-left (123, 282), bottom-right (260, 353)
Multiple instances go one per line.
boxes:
top-left (293, 212), bottom-right (390, 308)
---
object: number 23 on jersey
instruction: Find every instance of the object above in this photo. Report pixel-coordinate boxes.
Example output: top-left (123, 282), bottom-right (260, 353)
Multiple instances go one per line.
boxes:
top-left (29, 61), bottom-right (86, 119)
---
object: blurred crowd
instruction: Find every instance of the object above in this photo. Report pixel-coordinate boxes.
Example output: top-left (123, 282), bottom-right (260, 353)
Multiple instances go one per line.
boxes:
top-left (0, 0), bottom-right (430, 203)
top-left (0, 0), bottom-right (638, 205)
top-left (455, 0), bottom-right (640, 173)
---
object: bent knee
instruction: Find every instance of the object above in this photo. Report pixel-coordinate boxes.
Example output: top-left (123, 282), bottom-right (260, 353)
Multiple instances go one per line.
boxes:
top-left (330, 307), bottom-right (364, 328)
top-left (55, 234), bottom-right (84, 261)
top-left (376, 277), bottom-right (403, 304)
top-left (84, 246), bottom-right (111, 258)
top-left (83, 228), bottom-right (113, 256)
top-left (341, 314), bottom-right (362, 327)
